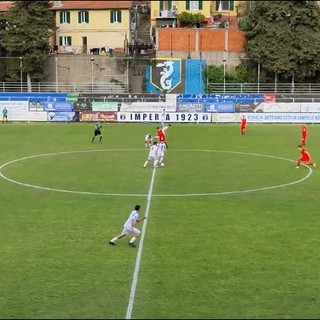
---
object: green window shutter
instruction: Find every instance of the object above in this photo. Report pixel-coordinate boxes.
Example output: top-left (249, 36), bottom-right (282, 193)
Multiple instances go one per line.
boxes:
top-left (68, 36), bottom-right (72, 45)
top-left (199, 0), bottom-right (203, 10)
top-left (59, 36), bottom-right (63, 45)
top-left (186, 0), bottom-right (190, 10)
top-left (160, 0), bottom-right (163, 11)
top-left (216, 1), bottom-right (219, 11)
top-left (67, 11), bottom-right (70, 23)
top-left (78, 11), bottom-right (81, 23)
top-left (230, 1), bottom-right (234, 11)
top-left (59, 11), bottom-right (63, 23)
top-left (86, 11), bottom-right (89, 23)
top-left (168, 0), bottom-right (172, 10)
top-left (118, 10), bottom-right (122, 23)
top-left (110, 10), bottom-right (114, 23)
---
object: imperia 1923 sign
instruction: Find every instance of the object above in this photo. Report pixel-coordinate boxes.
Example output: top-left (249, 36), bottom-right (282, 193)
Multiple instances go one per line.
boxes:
top-left (117, 112), bottom-right (211, 123)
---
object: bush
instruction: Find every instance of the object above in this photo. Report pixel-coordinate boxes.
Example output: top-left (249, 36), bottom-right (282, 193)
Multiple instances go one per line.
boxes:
top-left (178, 11), bottom-right (205, 27)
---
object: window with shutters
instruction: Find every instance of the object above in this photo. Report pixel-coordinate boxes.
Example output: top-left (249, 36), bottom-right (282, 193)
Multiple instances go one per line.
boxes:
top-left (110, 10), bottom-right (122, 23)
top-left (216, 1), bottom-right (234, 11)
top-left (59, 36), bottom-right (72, 46)
top-left (60, 11), bottom-right (70, 24)
top-left (78, 11), bottom-right (89, 24)
top-left (189, 1), bottom-right (199, 10)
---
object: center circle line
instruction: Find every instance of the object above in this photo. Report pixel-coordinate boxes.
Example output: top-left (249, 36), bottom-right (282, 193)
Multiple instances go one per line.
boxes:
top-left (0, 149), bottom-right (312, 197)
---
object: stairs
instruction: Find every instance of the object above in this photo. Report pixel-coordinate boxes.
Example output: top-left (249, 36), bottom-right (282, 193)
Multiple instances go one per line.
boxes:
top-left (136, 13), bottom-right (152, 44)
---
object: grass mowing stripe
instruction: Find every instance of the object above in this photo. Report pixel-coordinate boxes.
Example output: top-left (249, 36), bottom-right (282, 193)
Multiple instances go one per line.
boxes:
top-left (125, 167), bottom-right (157, 319)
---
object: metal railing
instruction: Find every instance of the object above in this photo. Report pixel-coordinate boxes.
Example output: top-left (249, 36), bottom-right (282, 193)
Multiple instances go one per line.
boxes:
top-left (0, 82), bottom-right (129, 94)
top-left (2, 81), bottom-right (320, 95)
top-left (206, 82), bottom-right (320, 94)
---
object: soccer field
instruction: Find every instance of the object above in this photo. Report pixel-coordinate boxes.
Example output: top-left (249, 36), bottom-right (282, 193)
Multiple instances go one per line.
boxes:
top-left (0, 122), bottom-right (319, 319)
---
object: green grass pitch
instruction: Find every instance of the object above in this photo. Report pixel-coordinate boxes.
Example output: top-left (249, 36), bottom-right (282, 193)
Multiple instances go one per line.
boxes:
top-left (0, 122), bottom-right (319, 319)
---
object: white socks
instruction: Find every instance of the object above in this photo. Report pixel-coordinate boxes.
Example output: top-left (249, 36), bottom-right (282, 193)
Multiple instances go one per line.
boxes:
top-left (129, 237), bottom-right (137, 243)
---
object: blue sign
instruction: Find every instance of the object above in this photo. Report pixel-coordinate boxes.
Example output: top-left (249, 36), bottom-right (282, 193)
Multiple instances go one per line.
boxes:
top-left (177, 93), bottom-right (265, 104)
top-left (205, 103), bottom-right (235, 113)
top-left (44, 102), bottom-right (73, 111)
top-left (47, 112), bottom-right (75, 122)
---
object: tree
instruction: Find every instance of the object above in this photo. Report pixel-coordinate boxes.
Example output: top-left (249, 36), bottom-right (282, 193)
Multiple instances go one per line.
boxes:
top-left (243, 0), bottom-right (320, 82)
top-left (0, 1), bottom-right (56, 90)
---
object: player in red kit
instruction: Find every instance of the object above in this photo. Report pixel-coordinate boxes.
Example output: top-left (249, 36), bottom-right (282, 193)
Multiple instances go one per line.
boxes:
top-left (157, 127), bottom-right (163, 141)
top-left (301, 124), bottom-right (307, 146)
top-left (240, 115), bottom-right (247, 135)
top-left (156, 125), bottom-right (170, 148)
top-left (296, 145), bottom-right (316, 168)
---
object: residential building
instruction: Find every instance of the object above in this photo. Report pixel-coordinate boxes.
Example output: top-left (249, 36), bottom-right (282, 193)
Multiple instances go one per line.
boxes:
top-left (0, 1), bottom-right (135, 55)
top-left (151, 0), bottom-right (242, 29)
top-left (51, 1), bottom-right (133, 54)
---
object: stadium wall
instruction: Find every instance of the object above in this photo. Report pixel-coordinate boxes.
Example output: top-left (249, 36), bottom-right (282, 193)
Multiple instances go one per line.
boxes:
top-left (1, 93), bottom-right (320, 123)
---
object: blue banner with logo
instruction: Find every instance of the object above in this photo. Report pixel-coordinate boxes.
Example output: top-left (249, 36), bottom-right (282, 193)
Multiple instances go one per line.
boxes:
top-left (177, 93), bottom-right (264, 104)
top-left (146, 58), bottom-right (185, 94)
top-left (47, 111), bottom-right (76, 122)
top-left (44, 102), bottom-right (73, 111)
top-left (205, 102), bottom-right (235, 113)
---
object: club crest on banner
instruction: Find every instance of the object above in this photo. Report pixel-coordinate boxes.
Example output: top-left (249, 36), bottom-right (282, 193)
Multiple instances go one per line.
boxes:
top-left (150, 58), bottom-right (181, 93)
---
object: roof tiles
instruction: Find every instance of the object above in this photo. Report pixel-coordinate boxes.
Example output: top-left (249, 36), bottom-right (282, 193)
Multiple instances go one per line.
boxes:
top-left (0, 1), bottom-right (134, 12)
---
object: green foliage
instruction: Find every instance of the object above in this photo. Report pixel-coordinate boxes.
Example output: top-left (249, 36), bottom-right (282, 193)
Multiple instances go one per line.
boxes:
top-left (243, 0), bottom-right (320, 82)
top-left (0, 1), bottom-right (56, 82)
top-left (204, 64), bottom-right (250, 92)
top-left (178, 11), bottom-right (205, 27)
top-left (192, 12), bottom-right (205, 25)
top-left (204, 65), bottom-right (224, 83)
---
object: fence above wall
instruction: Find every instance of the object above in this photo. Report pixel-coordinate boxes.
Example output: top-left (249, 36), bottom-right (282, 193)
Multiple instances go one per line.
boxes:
top-left (0, 82), bottom-right (129, 94)
top-left (206, 83), bottom-right (320, 94)
top-left (2, 81), bottom-right (320, 95)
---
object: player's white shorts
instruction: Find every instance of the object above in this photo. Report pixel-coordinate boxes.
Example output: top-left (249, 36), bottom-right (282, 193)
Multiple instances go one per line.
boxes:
top-left (158, 152), bottom-right (164, 158)
top-left (121, 227), bottom-right (141, 235)
top-left (148, 155), bottom-right (157, 161)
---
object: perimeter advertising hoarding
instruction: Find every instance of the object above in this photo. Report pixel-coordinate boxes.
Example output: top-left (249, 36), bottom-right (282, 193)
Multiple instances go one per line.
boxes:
top-left (28, 111), bottom-right (47, 121)
top-left (211, 113), bottom-right (320, 123)
top-left (204, 103), bottom-right (235, 113)
top-left (253, 103), bottom-right (320, 113)
top-left (43, 102), bottom-right (73, 112)
top-left (176, 103), bottom-right (205, 112)
top-left (91, 101), bottom-right (118, 111)
top-left (79, 112), bottom-right (117, 122)
top-left (0, 101), bottom-right (29, 121)
top-left (120, 102), bottom-right (177, 112)
top-left (47, 112), bottom-right (76, 122)
top-left (246, 113), bottom-right (320, 123)
top-left (117, 112), bottom-right (211, 123)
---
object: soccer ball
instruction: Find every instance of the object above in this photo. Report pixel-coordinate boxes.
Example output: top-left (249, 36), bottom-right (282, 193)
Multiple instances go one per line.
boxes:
top-left (160, 163), bottom-right (165, 167)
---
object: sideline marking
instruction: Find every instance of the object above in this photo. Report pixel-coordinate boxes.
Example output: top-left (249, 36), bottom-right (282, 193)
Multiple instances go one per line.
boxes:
top-left (0, 149), bottom-right (312, 197)
top-left (125, 167), bottom-right (156, 319)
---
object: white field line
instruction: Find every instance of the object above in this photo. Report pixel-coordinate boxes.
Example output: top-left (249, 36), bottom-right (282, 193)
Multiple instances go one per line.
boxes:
top-left (125, 166), bottom-right (157, 319)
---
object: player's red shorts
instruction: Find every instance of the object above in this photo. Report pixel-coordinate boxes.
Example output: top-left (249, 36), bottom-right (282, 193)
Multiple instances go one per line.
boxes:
top-left (301, 155), bottom-right (310, 162)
